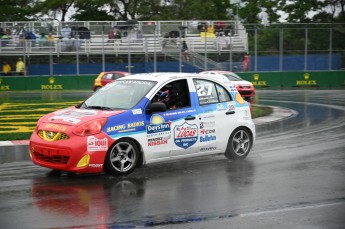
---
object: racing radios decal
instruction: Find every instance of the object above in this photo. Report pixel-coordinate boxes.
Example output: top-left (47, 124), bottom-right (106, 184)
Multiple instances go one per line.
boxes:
top-left (49, 108), bottom-right (98, 124)
top-left (107, 121), bottom-right (145, 133)
top-left (87, 136), bottom-right (108, 151)
top-left (174, 122), bottom-right (198, 149)
top-left (147, 114), bottom-right (171, 147)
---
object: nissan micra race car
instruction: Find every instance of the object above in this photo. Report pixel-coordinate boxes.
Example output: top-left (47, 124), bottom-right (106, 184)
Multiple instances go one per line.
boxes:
top-left (30, 73), bottom-right (255, 176)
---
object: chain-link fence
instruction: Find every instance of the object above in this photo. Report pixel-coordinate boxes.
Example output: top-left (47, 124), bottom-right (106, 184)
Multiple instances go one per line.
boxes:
top-left (0, 21), bottom-right (344, 75)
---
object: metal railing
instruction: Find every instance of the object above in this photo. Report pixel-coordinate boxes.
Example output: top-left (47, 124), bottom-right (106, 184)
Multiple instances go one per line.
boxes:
top-left (0, 21), bottom-right (344, 75)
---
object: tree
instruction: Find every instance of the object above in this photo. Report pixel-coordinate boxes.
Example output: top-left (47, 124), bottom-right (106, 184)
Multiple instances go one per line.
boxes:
top-left (0, 0), bottom-right (35, 21)
top-left (34, 0), bottom-right (76, 22)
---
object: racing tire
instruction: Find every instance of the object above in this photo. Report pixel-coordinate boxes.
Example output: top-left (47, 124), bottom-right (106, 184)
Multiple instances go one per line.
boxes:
top-left (225, 127), bottom-right (253, 160)
top-left (104, 139), bottom-right (140, 176)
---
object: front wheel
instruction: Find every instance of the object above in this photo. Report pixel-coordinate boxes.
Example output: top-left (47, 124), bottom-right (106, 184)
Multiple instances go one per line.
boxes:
top-left (104, 139), bottom-right (140, 176)
top-left (225, 127), bottom-right (253, 160)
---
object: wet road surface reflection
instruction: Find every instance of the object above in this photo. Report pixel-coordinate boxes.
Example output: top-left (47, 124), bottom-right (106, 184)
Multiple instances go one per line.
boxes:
top-left (0, 90), bottom-right (344, 228)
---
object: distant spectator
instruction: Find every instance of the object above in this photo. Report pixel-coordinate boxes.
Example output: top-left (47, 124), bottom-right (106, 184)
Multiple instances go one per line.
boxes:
top-left (47, 33), bottom-right (55, 46)
top-left (161, 32), bottom-right (170, 48)
top-left (242, 54), bottom-right (249, 71)
top-left (16, 58), bottom-right (25, 75)
top-left (38, 33), bottom-right (48, 47)
top-left (2, 61), bottom-right (12, 76)
top-left (61, 27), bottom-right (71, 38)
top-left (0, 32), bottom-right (10, 47)
top-left (24, 31), bottom-right (36, 45)
top-left (18, 33), bottom-right (25, 47)
top-left (181, 41), bottom-right (190, 62)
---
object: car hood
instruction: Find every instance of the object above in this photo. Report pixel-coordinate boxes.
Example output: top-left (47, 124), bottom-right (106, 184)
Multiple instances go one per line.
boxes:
top-left (230, 80), bottom-right (253, 86)
top-left (41, 106), bottom-right (125, 126)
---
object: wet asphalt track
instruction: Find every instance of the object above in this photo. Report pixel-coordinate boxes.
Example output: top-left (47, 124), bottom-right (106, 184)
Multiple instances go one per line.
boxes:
top-left (0, 90), bottom-right (345, 229)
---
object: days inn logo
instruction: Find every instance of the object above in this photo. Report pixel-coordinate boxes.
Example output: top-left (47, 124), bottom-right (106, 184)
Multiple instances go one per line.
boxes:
top-left (252, 73), bottom-right (267, 86)
top-left (296, 73), bottom-right (317, 86)
top-left (41, 77), bottom-right (63, 90)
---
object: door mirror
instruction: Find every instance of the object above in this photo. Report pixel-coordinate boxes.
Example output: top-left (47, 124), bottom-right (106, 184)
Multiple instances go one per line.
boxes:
top-left (146, 102), bottom-right (167, 114)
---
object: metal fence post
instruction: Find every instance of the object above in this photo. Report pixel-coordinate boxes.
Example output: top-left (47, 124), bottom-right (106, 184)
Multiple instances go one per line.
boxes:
top-left (279, 27), bottom-right (283, 71)
top-left (254, 26), bottom-right (258, 72)
top-left (329, 26), bottom-right (333, 70)
top-left (304, 27), bottom-right (308, 71)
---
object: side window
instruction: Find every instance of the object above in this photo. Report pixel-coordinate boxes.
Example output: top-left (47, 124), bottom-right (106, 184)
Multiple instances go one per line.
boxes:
top-left (151, 79), bottom-right (191, 110)
top-left (194, 79), bottom-right (231, 105)
top-left (216, 84), bottom-right (232, 102)
top-left (113, 74), bottom-right (122, 80)
top-left (102, 74), bottom-right (112, 80)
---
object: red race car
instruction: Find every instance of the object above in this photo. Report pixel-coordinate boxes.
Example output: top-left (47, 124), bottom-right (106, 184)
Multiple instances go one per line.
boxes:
top-left (93, 71), bottom-right (130, 91)
top-left (200, 71), bottom-right (255, 99)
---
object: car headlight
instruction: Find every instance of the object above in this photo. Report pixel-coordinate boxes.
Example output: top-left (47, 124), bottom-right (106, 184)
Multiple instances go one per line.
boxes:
top-left (73, 118), bottom-right (108, 136)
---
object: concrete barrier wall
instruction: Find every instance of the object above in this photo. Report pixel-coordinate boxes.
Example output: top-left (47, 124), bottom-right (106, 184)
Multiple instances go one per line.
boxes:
top-left (0, 71), bottom-right (344, 91)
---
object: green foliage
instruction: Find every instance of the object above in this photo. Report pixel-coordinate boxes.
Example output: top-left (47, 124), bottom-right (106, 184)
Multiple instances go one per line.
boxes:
top-left (0, 0), bottom-right (344, 22)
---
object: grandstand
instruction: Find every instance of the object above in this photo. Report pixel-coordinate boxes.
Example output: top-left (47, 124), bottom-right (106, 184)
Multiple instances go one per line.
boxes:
top-left (0, 20), bottom-right (248, 72)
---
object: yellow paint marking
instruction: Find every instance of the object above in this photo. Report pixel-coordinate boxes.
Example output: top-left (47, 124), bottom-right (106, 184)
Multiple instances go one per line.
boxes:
top-left (0, 100), bottom-right (81, 134)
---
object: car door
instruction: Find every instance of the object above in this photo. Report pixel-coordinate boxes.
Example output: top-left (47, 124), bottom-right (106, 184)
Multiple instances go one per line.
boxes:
top-left (144, 78), bottom-right (199, 161)
top-left (193, 78), bottom-right (238, 153)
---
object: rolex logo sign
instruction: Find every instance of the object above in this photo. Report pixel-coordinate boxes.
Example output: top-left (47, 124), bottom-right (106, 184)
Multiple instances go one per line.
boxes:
top-left (304, 73), bottom-right (310, 80)
top-left (49, 77), bottom-right (55, 84)
top-left (0, 78), bottom-right (10, 90)
top-left (252, 73), bottom-right (267, 87)
top-left (41, 77), bottom-right (63, 90)
top-left (296, 73), bottom-right (317, 86)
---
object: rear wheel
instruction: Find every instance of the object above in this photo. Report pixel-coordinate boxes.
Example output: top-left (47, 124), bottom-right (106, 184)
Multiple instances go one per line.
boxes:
top-left (225, 127), bottom-right (253, 160)
top-left (104, 139), bottom-right (139, 176)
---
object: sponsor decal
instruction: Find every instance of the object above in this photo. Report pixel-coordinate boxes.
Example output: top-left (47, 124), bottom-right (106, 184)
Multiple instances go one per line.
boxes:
top-left (132, 108), bottom-right (142, 115)
top-left (117, 80), bottom-right (155, 86)
top-left (89, 164), bottom-right (103, 168)
top-left (127, 121), bottom-right (145, 128)
top-left (163, 109), bottom-right (196, 117)
top-left (201, 147), bottom-right (217, 151)
top-left (217, 103), bottom-right (226, 111)
top-left (200, 135), bottom-right (217, 142)
top-left (50, 108), bottom-right (98, 124)
top-left (174, 122), bottom-right (198, 149)
top-left (227, 104), bottom-right (236, 113)
top-left (200, 121), bottom-right (216, 129)
top-left (148, 137), bottom-right (168, 146)
top-left (107, 124), bottom-right (125, 132)
top-left (107, 121), bottom-right (144, 133)
top-left (296, 73), bottom-right (317, 86)
top-left (147, 123), bottom-right (171, 135)
top-left (147, 114), bottom-right (171, 142)
top-left (87, 136), bottom-right (108, 151)
top-left (44, 123), bottom-right (67, 132)
top-left (200, 129), bottom-right (215, 135)
top-left (200, 113), bottom-right (215, 120)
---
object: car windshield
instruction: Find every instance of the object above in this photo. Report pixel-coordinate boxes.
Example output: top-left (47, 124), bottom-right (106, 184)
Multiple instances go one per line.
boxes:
top-left (81, 80), bottom-right (156, 110)
top-left (222, 73), bottom-right (243, 81)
